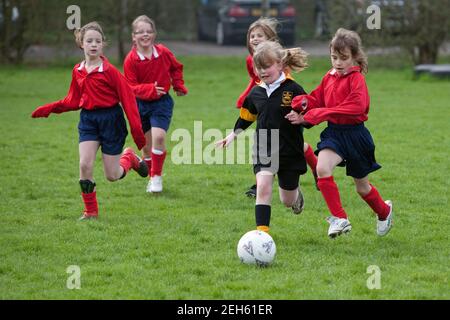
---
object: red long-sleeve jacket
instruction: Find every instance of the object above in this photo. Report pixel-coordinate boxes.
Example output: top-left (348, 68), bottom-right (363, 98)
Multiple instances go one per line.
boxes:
top-left (32, 57), bottom-right (145, 150)
top-left (123, 44), bottom-right (187, 101)
top-left (292, 66), bottom-right (370, 125)
top-left (236, 54), bottom-right (260, 108)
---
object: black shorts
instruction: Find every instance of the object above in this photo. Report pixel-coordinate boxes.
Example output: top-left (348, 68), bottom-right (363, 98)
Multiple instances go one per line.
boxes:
top-left (316, 122), bottom-right (381, 179)
top-left (253, 155), bottom-right (305, 191)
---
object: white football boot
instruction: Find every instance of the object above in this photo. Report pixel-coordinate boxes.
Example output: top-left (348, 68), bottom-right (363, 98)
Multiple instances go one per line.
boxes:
top-left (148, 175), bottom-right (163, 193)
top-left (377, 200), bottom-right (393, 236)
top-left (326, 216), bottom-right (352, 238)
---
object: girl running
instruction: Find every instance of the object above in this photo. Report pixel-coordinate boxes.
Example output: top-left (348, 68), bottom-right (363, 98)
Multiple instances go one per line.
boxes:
top-left (238, 18), bottom-right (318, 198)
top-left (287, 28), bottom-right (393, 238)
top-left (123, 15), bottom-right (188, 193)
top-left (218, 41), bottom-right (309, 233)
top-left (31, 22), bottom-right (147, 220)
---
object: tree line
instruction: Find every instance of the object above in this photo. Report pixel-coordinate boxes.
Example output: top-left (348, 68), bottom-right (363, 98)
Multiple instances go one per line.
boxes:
top-left (1, 0), bottom-right (449, 65)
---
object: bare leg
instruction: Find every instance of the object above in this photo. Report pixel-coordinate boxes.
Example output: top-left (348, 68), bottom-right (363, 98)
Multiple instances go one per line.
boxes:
top-left (102, 153), bottom-right (124, 182)
top-left (353, 176), bottom-right (371, 197)
top-left (151, 127), bottom-right (167, 152)
top-left (142, 130), bottom-right (153, 159)
top-left (79, 141), bottom-right (100, 180)
top-left (256, 171), bottom-right (274, 205)
top-left (316, 148), bottom-right (343, 178)
top-left (279, 188), bottom-right (299, 207)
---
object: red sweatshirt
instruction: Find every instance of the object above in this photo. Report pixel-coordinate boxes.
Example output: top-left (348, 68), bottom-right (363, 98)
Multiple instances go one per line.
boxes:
top-left (123, 44), bottom-right (187, 101)
top-left (236, 54), bottom-right (260, 108)
top-left (32, 57), bottom-right (145, 150)
top-left (292, 66), bottom-right (370, 125)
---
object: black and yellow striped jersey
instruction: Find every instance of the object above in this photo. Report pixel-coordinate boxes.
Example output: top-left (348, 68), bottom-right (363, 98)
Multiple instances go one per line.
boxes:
top-left (234, 76), bottom-right (307, 168)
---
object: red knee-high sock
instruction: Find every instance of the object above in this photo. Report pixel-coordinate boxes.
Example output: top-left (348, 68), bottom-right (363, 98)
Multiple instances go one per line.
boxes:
top-left (144, 158), bottom-right (152, 178)
top-left (304, 144), bottom-right (318, 175)
top-left (151, 150), bottom-right (167, 177)
top-left (317, 176), bottom-right (347, 219)
top-left (81, 192), bottom-right (98, 217)
top-left (361, 184), bottom-right (390, 220)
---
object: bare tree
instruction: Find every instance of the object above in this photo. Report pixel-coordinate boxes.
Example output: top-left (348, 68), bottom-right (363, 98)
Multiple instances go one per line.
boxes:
top-left (0, 0), bottom-right (33, 64)
top-left (117, 0), bottom-right (128, 63)
top-left (400, 0), bottom-right (450, 65)
top-left (328, 0), bottom-right (450, 65)
top-left (184, 0), bottom-right (194, 41)
top-left (261, 0), bottom-right (270, 17)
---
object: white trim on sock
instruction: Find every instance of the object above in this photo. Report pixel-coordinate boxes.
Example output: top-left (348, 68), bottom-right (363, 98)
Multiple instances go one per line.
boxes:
top-left (152, 148), bottom-right (164, 155)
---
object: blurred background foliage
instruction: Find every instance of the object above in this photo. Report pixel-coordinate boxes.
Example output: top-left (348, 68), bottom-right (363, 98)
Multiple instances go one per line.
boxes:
top-left (1, 0), bottom-right (449, 64)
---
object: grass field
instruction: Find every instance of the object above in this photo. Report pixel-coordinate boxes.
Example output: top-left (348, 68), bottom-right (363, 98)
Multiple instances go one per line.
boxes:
top-left (0, 56), bottom-right (449, 299)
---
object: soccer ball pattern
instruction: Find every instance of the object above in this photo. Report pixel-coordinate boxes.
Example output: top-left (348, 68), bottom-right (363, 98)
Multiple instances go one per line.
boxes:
top-left (237, 230), bottom-right (276, 267)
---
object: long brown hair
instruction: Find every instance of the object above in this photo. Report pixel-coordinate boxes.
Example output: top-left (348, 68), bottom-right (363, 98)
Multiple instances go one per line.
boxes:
top-left (330, 28), bottom-right (368, 74)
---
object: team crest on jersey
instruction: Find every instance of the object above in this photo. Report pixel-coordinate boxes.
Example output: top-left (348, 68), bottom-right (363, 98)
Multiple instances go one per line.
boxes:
top-left (281, 91), bottom-right (293, 107)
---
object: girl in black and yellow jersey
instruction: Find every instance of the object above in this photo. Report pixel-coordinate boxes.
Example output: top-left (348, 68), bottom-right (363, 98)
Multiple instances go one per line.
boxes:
top-left (217, 41), bottom-right (309, 233)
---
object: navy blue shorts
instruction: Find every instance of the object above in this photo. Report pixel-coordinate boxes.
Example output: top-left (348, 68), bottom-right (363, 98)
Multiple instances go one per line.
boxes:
top-left (137, 94), bottom-right (174, 133)
top-left (78, 105), bottom-right (128, 156)
top-left (316, 122), bottom-right (381, 179)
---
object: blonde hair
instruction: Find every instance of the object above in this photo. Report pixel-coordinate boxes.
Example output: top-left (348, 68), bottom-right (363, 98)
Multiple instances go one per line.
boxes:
top-left (330, 28), bottom-right (368, 74)
top-left (253, 41), bottom-right (308, 73)
top-left (74, 22), bottom-right (105, 49)
top-left (246, 17), bottom-right (279, 55)
top-left (132, 15), bottom-right (157, 35)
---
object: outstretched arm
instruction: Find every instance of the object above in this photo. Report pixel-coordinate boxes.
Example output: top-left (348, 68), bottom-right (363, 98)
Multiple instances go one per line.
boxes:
top-left (31, 70), bottom-right (81, 118)
top-left (217, 99), bottom-right (257, 148)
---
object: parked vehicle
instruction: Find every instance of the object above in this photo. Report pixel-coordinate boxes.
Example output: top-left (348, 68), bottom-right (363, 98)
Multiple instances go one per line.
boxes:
top-left (197, 0), bottom-right (297, 45)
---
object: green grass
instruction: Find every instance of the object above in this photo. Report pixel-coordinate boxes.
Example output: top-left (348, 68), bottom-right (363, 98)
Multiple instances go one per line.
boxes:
top-left (0, 56), bottom-right (449, 299)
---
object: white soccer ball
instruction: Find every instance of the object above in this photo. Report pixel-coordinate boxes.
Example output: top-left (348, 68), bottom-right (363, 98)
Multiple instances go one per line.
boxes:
top-left (237, 230), bottom-right (276, 267)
